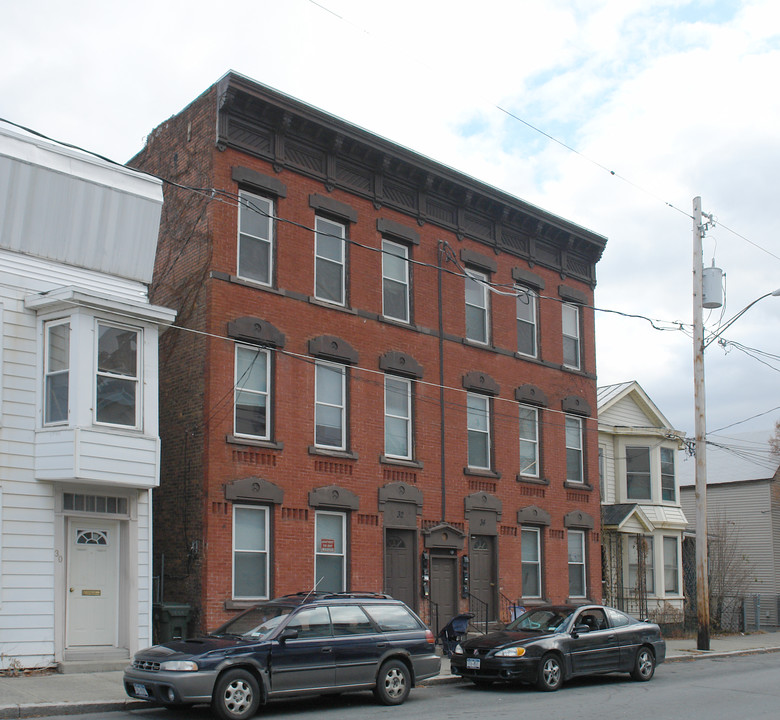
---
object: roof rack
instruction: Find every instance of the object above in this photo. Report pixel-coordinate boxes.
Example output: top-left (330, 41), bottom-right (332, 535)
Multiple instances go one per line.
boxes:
top-left (278, 591), bottom-right (394, 602)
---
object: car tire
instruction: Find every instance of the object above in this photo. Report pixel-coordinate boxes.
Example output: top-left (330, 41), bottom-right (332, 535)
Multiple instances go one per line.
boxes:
top-left (536, 653), bottom-right (563, 691)
top-left (212, 668), bottom-right (261, 720)
top-left (374, 659), bottom-right (411, 706)
top-left (630, 646), bottom-right (655, 682)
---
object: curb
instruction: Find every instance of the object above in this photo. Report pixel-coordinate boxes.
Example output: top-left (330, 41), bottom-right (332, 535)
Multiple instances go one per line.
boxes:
top-left (0, 699), bottom-right (147, 720)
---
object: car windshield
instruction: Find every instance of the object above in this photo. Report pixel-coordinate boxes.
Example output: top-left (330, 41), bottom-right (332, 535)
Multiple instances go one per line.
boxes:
top-left (506, 608), bottom-right (574, 633)
top-left (210, 604), bottom-right (295, 639)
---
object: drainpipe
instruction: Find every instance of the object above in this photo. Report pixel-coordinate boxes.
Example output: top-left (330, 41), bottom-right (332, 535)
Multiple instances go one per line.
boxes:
top-left (437, 240), bottom-right (447, 522)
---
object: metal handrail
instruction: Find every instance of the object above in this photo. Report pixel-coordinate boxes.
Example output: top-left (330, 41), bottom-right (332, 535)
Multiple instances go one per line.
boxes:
top-left (467, 592), bottom-right (489, 635)
top-left (498, 591), bottom-right (515, 625)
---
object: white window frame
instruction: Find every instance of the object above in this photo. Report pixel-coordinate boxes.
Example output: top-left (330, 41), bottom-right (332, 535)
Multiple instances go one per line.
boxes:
top-left (237, 190), bottom-right (274, 285)
top-left (568, 529), bottom-right (587, 598)
top-left (661, 446), bottom-right (676, 502)
top-left (232, 504), bottom-right (270, 600)
top-left (315, 510), bottom-right (347, 592)
top-left (664, 536), bottom-right (680, 595)
top-left (44, 318), bottom-right (70, 426)
top-left (465, 268), bottom-right (490, 344)
top-left (626, 445), bottom-right (652, 500)
top-left (384, 375), bottom-right (412, 460)
top-left (314, 361), bottom-right (346, 451)
top-left (95, 320), bottom-right (141, 429)
top-left (234, 344), bottom-right (271, 440)
top-left (628, 535), bottom-right (655, 595)
top-left (518, 404), bottom-right (539, 477)
top-left (467, 393), bottom-right (491, 470)
top-left (382, 239), bottom-right (410, 323)
top-left (521, 527), bottom-right (542, 598)
top-left (314, 216), bottom-right (346, 305)
top-left (562, 302), bottom-right (581, 370)
top-left (565, 415), bottom-right (584, 483)
top-left (516, 286), bottom-right (538, 357)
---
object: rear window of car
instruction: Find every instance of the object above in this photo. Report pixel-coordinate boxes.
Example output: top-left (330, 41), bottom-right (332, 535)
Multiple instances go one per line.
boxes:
top-left (363, 604), bottom-right (422, 632)
top-left (605, 607), bottom-right (631, 628)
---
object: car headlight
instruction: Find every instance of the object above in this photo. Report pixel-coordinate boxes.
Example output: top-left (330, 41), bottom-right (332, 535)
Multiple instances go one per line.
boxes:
top-left (159, 660), bottom-right (199, 671)
top-left (495, 647), bottom-right (526, 657)
top-left (453, 643), bottom-right (464, 655)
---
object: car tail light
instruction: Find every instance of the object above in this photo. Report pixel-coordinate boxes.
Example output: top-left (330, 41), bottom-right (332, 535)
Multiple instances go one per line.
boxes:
top-left (425, 629), bottom-right (435, 645)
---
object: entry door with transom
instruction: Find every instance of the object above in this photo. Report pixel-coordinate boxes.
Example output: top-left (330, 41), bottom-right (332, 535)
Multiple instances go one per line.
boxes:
top-left (430, 555), bottom-right (458, 635)
top-left (66, 519), bottom-right (119, 647)
top-left (384, 529), bottom-right (416, 609)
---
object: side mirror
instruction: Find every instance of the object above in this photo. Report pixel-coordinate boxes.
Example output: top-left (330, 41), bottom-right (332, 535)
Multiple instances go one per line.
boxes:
top-left (279, 628), bottom-right (299, 643)
top-left (573, 624), bottom-right (591, 636)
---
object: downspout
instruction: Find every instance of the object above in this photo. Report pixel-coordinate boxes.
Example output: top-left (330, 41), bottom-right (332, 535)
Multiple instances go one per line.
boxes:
top-left (437, 241), bottom-right (447, 522)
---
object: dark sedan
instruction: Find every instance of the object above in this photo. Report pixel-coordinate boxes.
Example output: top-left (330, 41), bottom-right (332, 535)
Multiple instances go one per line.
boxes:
top-left (450, 604), bottom-right (665, 691)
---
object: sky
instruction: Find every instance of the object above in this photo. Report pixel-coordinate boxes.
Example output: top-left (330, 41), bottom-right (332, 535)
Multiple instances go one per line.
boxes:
top-left (3, 0), bottom-right (780, 458)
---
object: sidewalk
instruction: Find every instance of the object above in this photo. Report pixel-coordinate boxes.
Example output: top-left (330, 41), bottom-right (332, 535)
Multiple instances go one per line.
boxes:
top-left (2, 632), bottom-right (780, 719)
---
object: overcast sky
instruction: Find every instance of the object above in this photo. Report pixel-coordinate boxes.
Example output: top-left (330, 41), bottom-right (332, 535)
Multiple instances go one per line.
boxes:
top-left (3, 0), bottom-right (779, 457)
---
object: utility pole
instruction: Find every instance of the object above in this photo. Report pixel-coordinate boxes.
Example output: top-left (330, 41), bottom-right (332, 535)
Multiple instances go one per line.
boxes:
top-left (692, 196), bottom-right (710, 651)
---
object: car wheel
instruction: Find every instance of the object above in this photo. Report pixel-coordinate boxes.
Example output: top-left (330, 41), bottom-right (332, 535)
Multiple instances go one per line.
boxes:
top-left (536, 653), bottom-right (563, 691)
top-left (631, 646), bottom-right (655, 681)
top-left (212, 668), bottom-right (261, 720)
top-left (374, 659), bottom-right (411, 706)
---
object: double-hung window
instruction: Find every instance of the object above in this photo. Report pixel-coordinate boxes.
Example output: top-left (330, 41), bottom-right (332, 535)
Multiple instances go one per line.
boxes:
top-left (568, 530), bottom-right (586, 598)
top-left (562, 303), bottom-right (581, 369)
top-left (516, 286), bottom-right (538, 357)
top-left (465, 269), bottom-right (489, 344)
top-left (315, 361), bottom-right (346, 450)
top-left (661, 447), bottom-right (676, 501)
top-left (628, 535), bottom-right (655, 594)
top-left (518, 404), bottom-right (540, 477)
top-left (626, 446), bottom-right (651, 500)
top-left (565, 415), bottom-right (583, 483)
top-left (237, 190), bottom-right (273, 285)
top-left (384, 375), bottom-right (412, 460)
top-left (315, 510), bottom-right (346, 592)
top-left (315, 216), bottom-right (346, 305)
top-left (382, 239), bottom-right (410, 322)
top-left (521, 527), bottom-right (542, 597)
top-left (467, 393), bottom-right (491, 470)
top-left (233, 505), bottom-right (269, 599)
top-left (663, 537), bottom-right (679, 594)
top-left (96, 322), bottom-right (140, 428)
top-left (234, 344), bottom-right (270, 440)
top-left (44, 320), bottom-right (70, 424)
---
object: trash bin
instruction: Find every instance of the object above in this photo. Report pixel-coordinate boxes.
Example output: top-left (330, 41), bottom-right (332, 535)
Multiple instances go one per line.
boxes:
top-left (153, 602), bottom-right (192, 642)
top-left (511, 605), bottom-right (526, 621)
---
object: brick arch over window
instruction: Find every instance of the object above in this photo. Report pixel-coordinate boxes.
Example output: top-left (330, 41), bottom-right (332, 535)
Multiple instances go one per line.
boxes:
top-left (308, 485), bottom-right (360, 510)
top-left (379, 350), bottom-right (423, 379)
top-left (308, 335), bottom-right (359, 365)
top-left (564, 510), bottom-right (595, 529)
top-left (225, 476), bottom-right (284, 504)
top-left (515, 384), bottom-right (548, 407)
top-left (462, 371), bottom-right (500, 395)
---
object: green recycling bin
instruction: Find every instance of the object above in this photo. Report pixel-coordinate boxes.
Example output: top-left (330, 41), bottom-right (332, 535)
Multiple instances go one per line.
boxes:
top-left (153, 602), bottom-right (191, 642)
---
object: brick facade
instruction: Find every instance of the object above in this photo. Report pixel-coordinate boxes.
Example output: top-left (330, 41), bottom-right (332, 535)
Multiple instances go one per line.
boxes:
top-left (130, 72), bottom-right (607, 634)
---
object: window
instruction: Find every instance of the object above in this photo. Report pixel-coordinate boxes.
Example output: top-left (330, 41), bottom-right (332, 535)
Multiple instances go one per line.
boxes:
top-left (628, 535), bottom-right (654, 594)
top-left (565, 415), bottom-right (583, 483)
top-left (233, 505), bottom-right (269, 599)
top-left (516, 286), bottom-right (537, 357)
top-left (315, 511), bottom-right (346, 592)
top-left (467, 393), bottom-right (491, 469)
top-left (315, 362), bottom-right (346, 450)
top-left (598, 445), bottom-right (606, 501)
top-left (330, 605), bottom-right (374, 635)
top-left (465, 269), bottom-right (489, 344)
top-left (234, 345), bottom-right (270, 439)
top-left (382, 239), bottom-right (410, 322)
top-left (44, 320), bottom-right (70, 424)
top-left (363, 604), bottom-right (422, 631)
top-left (285, 606), bottom-right (332, 639)
top-left (518, 405), bottom-right (539, 477)
top-left (96, 322), bottom-right (140, 427)
top-left (385, 375), bottom-right (412, 459)
top-left (237, 190), bottom-right (273, 285)
top-left (661, 447), bottom-right (676, 501)
top-left (315, 216), bottom-right (346, 305)
top-left (626, 446), bottom-right (651, 500)
top-left (568, 530), bottom-right (586, 598)
top-left (562, 303), bottom-right (581, 369)
top-left (664, 536), bottom-right (679, 594)
top-left (521, 527), bottom-right (541, 597)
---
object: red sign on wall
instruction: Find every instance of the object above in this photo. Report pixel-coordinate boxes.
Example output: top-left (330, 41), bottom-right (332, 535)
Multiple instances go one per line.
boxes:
top-left (320, 538), bottom-right (335, 552)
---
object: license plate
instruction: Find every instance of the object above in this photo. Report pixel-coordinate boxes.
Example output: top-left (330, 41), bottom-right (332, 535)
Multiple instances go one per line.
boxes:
top-left (133, 683), bottom-right (149, 698)
top-left (466, 658), bottom-right (481, 669)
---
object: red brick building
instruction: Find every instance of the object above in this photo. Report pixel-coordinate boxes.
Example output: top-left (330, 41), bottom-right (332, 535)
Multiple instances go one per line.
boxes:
top-left (129, 71), bottom-right (607, 635)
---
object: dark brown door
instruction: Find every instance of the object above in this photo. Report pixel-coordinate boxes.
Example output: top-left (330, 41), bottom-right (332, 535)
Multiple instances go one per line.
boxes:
top-left (470, 534), bottom-right (497, 620)
top-left (384, 529), bottom-right (416, 609)
top-left (430, 555), bottom-right (458, 634)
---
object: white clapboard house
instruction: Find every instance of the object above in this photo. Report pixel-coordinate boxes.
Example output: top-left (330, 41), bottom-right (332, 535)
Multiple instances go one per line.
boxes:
top-left (0, 122), bottom-right (175, 671)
